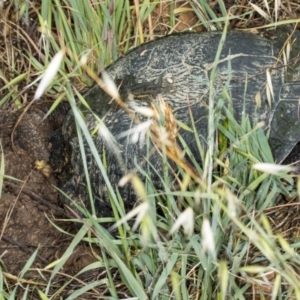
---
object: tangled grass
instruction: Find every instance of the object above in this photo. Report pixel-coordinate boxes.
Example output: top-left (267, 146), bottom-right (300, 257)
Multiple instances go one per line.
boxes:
top-left (1, 0), bottom-right (300, 299)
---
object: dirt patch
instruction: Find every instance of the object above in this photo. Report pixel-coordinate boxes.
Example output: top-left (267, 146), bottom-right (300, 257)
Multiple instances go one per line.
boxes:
top-left (0, 104), bottom-right (72, 275)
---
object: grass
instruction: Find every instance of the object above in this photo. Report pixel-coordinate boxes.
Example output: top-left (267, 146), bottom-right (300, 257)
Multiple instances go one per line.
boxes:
top-left (1, 0), bottom-right (300, 299)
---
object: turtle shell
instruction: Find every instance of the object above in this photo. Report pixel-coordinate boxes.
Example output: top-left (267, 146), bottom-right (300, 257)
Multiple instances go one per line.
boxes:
top-left (61, 30), bottom-right (300, 216)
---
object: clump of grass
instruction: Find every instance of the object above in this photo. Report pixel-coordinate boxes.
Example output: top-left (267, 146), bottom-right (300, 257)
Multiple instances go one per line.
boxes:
top-left (56, 90), bottom-right (300, 299)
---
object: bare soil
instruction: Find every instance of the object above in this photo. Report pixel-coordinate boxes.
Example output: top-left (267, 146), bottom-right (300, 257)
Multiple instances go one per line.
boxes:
top-left (0, 104), bottom-right (94, 278)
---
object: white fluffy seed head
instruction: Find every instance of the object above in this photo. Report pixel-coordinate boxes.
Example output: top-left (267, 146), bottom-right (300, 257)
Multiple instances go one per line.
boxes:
top-left (102, 70), bottom-right (119, 99)
top-left (253, 163), bottom-right (295, 175)
top-left (34, 49), bottom-right (65, 100)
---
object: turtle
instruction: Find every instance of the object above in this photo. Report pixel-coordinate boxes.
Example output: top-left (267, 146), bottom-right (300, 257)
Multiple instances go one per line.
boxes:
top-left (59, 30), bottom-right (300, 217)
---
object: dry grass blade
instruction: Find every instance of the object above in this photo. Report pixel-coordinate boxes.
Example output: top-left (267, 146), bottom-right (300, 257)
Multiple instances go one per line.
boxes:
top-left (266, 68), bottom-right (274, 104)
top-left (274, 0), bottom-right (281, 23)
top-left (253, 4), bottom-right (272, 23)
